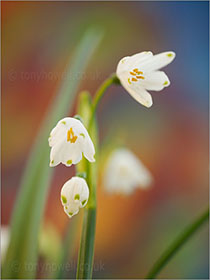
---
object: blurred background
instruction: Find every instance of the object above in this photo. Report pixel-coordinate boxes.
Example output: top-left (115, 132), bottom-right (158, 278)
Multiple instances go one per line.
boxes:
top-left (1, 1), bottom-right (209, 279)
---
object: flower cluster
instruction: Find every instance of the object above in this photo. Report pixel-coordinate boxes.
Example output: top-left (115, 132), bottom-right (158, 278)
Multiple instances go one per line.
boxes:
top-left (49, 117), bottom-right (95, 218)
top-left (49, 51), bottom-right (175, 218)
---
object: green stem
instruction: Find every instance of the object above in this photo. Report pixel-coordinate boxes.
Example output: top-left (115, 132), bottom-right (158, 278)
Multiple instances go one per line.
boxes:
top-left (76, 208), bottom-right (96, 279)
top-left (76, 76), bottom-right (119, 279)
top-left (88, 73), bottom-right (120, 131)
top-left (146, 208), bottom-right (209, 279)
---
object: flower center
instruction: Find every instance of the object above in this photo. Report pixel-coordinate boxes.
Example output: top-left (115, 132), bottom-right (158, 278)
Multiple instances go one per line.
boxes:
top-left (128, 68), bottom-right (145, 84)
top-left (67, 127), bottom-right (77, 143)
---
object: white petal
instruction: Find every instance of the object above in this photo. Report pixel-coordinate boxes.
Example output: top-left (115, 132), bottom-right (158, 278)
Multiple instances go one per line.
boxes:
top-left (62, 143), bottom-right (82, 166)
top-left (140, 51), bottom-right (176, 72)
top-left (116, 51), bottom-right (153, 76)
top-left (50, 140), bottom-right (63, 167)
top-left (141, 71), bottom-right (170, 91)
top-left (122, 81), bottom-right (153, 108)
top-left (82, 137), bottom-right (95, 162)
top-left (48, 123), bottom-right (66, 147)
top-left (126, 51), bottom-right (153, 68)
top-left (64, 202), bottom-right (80, 217)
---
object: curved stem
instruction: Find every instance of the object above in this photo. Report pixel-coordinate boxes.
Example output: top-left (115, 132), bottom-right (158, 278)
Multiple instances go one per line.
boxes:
top-left (88, 74), bottom-right (120, 131)
top-left (146, 208), bottom-right (209, 279)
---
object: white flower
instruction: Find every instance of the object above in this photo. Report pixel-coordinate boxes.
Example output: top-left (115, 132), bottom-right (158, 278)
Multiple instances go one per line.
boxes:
top-left (116, 51), bottom-right (176, 108)
top-left (103, 148), bottom-right (153, 195)
top-left (49, 117), bottom-right (95, 167)
top-left (1, 226), bottom-right (10, 262)
top-left (60, 176), bottom-right (89, 218)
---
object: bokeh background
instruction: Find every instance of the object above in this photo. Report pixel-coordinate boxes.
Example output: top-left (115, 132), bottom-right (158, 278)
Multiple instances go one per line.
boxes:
top-left (1, 1), bottom-right (209, 279)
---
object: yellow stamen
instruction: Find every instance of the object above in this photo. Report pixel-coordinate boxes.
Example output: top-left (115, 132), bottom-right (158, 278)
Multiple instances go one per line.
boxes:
top-left (136, 76), bottom-right (145, 79)
top-left (67, 127), bottom-right (77, 143)
top-left (133, 68), bottom-right (138, 73)
top-left (130, 71), bottom-right (136, 76)
top-left (132, 77), bottom-right (138, 82)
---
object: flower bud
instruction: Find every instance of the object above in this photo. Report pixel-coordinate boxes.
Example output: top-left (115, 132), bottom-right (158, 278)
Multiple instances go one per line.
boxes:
top-left (61, 176), bottom-right (89, 218)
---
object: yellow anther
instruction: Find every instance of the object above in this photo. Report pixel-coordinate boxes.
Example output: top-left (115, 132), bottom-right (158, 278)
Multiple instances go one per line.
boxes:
top-left (133, 69), bottom-right (143, 75)
top-left (132, 77), bottom-right (138, 82)
top-left (130, 71), bottom-right (136, 76)
top-left (136, 76), bottom-right (145, 79)
top-left (67, 127), bottom-right (77, 143)
top-left (137, 71), bottom-right (143, 75)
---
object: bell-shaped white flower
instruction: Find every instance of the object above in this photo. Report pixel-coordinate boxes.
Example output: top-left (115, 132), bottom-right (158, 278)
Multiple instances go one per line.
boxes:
top-left (60, 176), bottom-right (89, 218)
top-left (49, 117), bottom-right (95, 167)
top-left (103, 148), bottom-right (153, 195)
top-left (116, 51), bottom-right (176, 108)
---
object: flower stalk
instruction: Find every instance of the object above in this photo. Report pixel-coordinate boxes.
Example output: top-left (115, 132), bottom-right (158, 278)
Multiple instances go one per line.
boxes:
top-left (88, 74), bottom-right (120, 131)
top-left (146, 208), bottom-right (209, 279)
top-left (76, 77), bottom-right (120, 279)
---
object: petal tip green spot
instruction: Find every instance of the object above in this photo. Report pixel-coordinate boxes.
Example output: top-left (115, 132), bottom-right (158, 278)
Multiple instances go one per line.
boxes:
top-left (68, 212), bottom-right (73, 216)
top-left (167, 53), bottom-right (173, 57)
top-left (80, 133), bottom-right (85, 138)
top-left (61, 121), bottom-right (66, 124)
top-left (163, 81), bottom-right (168, 85)
top-left (74, 194), bottom-right (80, 200)
top-left (82, 200), bottom-right (87, 206)
top-left (61, 195), bottom-right (67, 204)
top-left (66, 160), bottom-right (72, 165)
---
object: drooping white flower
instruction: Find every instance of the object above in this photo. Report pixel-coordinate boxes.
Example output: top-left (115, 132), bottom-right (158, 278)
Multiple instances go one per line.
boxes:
top-left (103, 148), bottom-right (153, 195)
top-left (49, 117), bottom-right (95, 167)
top-left (60, 176), bottom-right (89, 218)
top-left (116, 51), bottom-right (176, 108)
top-left (1, 226), bottom-right (10, 262)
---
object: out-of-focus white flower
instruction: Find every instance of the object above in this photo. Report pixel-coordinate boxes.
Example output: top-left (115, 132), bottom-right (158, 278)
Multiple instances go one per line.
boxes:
top-left (103, 148), bottom-right (153, 195)
top-left (116, 51), bottom-right (176, 108)
top-left (1, 226), bottom-right (10, 263)
top-left (48, 117), bottom-right (95, 167)
top-left (60, 176), bottom-right (89, 218)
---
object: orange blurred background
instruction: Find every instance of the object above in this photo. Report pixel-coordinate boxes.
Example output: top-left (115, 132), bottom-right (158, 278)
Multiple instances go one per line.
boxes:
top-left (1, 1), bottom-right (209, 278)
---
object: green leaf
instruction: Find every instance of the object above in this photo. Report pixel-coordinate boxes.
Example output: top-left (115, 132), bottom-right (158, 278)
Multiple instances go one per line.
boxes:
top-left (55, 216), bottom-right (80, 279)
top-left (2, 29), bottom-right (103, 279)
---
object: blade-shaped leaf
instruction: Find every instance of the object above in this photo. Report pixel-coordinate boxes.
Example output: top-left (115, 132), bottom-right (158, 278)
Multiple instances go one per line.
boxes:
top-left (2, 29), bottom-right (103, 279)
